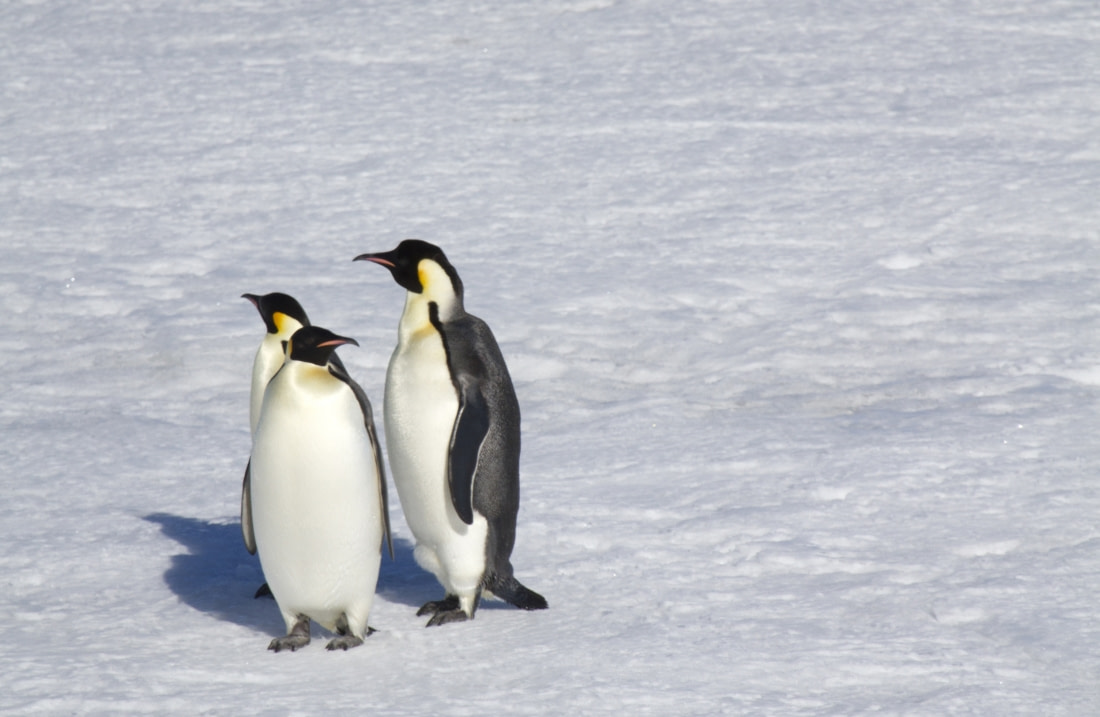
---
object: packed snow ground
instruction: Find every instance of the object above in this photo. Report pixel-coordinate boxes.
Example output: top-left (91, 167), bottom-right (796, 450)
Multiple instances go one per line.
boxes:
top-left (2, 0), bottom-right (1099, 714)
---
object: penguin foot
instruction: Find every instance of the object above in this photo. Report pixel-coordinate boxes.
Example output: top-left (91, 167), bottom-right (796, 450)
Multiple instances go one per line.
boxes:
top-left (325, 635), bottom-right (363, 651)
top-left (268, 634), bottom-right (310, 652)
top-left (416, 595), bottom-right (459, 617)
top-left (254, 582), bottom-right (273, 599)
top-left (418, 596), bottom-right (473, 627)
top-left (268, 616), bottom-right (310, 652)
top-left (425, 608), bottom-right (469, 627)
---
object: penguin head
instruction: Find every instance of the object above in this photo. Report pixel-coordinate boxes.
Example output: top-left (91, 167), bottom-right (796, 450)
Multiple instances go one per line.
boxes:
top-left (243, 292), bottom-right (311, 337)
top-left (354, 240), bottom-right (464, 305)
top-left (286, 326), bottom-right (359, 367)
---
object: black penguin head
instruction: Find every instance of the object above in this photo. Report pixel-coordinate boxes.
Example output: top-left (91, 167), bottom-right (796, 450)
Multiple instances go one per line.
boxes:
top-left (354, 239), bottom-right (463, 299)
top-left (242, 292), bottom-right (310, 335)
top-left (286, 326), bottom-right (359, 367)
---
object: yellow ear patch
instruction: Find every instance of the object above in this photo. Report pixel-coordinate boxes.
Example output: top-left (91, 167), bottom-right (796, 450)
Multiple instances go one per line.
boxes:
top-left (417, 262), bottom-right (430, 291)
top-left (272, 312), bottom-right (288, 335)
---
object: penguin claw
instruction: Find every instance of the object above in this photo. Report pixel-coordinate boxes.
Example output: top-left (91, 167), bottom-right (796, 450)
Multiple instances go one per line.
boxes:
top-left (269, 616), bottom-right (310, 652)
top-left (325, 635), bottom-right (364, 651)
top-left (425, 608), bottom-right (469, 627)
top-left (418, 594), bottom-right (479, 626)
top-left (416, 596), bottom-right (459, 617)
top-left (418, 596), bottom-right (470, 627)
top-left (268, 635), bottom-right (310, 652)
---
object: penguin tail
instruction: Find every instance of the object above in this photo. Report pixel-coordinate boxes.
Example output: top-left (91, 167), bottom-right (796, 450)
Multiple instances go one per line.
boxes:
top-left (488, 575), bottom-right (548, 611)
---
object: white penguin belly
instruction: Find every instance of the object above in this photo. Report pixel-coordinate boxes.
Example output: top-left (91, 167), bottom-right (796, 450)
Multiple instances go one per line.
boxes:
top-left (251, 374), bottom-right (382, 632)
top-left (385, 328), bottom-right (488, 596)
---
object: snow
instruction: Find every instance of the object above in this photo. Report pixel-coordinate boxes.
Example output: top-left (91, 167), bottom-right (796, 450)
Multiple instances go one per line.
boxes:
top-left (2, 0), bottom-right (1099, 714)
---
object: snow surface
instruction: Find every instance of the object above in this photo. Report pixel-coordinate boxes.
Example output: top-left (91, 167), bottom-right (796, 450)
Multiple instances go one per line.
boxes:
top-left (2, 0), bottom-right (1099, 714)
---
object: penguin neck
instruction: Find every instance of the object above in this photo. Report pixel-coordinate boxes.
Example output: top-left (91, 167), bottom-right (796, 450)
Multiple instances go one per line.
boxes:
top-left (398, 262), bottom-right (464, 342)
top-left (258, 325), bottom-right (296, 380)
top-left (262, 330), bottom-right (288, 359)
top-left (268, 317), bottom-right (303, 348)
top-left (398, 290), bottom-right (463, 343)
top-left (279, 358), bottom-right (341, 398)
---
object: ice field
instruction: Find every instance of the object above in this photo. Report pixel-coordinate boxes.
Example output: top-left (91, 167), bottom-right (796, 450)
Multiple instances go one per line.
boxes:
top-left (2, 1), bottom-right (1098, 714)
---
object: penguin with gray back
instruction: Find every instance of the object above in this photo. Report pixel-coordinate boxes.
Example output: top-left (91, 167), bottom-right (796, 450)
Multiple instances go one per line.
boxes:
top-left (355, 240), bottom-right (547, 626)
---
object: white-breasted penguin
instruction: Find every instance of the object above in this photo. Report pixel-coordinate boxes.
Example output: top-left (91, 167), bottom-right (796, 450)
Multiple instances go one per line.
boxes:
top-left (250, 325), bottom-right (393, 651)
top-left (243, 292), bottom-right (312, 436)
top-left (241, 292), bottom-right (314, 561)
top-left (355, 240), bottom-right (547, 626)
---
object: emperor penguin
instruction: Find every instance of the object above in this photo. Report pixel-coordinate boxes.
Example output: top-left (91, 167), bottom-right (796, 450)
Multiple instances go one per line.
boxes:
top-left (250, 325), bottom-right (393, 651)
top-left (243, 292), bottom-right (312, 436)
top-left (241, 293), bottom-right (351, 557)
top-left (240, 292), bottom-right (314, 560)
top-left (355, 240), bottom-right (547, 626)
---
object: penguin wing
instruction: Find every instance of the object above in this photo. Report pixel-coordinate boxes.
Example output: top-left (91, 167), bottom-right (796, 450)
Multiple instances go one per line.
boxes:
top-left (448, 376), bottom-right (490, 526)
top-left (363, 393), bottom-right (395, 561)
top-left (241, 459), bottom-right (257, 555)
top-left (328, 350), bottom-right (348, 375)
top-left (329, 363), bottom-right (395, 560)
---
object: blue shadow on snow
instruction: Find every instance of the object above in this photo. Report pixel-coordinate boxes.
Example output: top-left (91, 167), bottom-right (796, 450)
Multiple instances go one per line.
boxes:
top-left (144, 512), bottom-right (437, 636)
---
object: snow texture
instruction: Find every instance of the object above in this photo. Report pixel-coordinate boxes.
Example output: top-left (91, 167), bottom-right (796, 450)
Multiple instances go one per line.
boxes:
top-left (2, 0), bottom-right (1099, 714)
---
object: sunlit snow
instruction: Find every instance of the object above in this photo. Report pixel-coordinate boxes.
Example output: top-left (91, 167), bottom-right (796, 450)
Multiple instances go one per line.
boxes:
top-left (2, 1), bottom-right (1098, 714)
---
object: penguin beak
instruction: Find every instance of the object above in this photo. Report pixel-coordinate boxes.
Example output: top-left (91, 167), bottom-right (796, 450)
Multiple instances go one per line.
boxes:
top-left (243, 293), bottom-right (276, 332)
top-left (318, 337), bottom-right (360, 349)
top-left (353, 251), bottom-right (396, 269)
top-left (354, 249), bottom-right (424, 293)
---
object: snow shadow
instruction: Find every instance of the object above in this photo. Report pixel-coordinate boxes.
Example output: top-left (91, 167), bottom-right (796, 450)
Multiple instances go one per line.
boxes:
top-left (145, 512), bottom-right (275, 635)
top-left (377, 534), bottom-right (442, 609)
top-left (144, 513), bottom-right (437, 634)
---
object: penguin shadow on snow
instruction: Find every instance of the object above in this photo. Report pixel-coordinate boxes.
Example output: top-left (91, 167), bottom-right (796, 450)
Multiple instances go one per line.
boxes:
top-left (375, 536), bottom-right (440, 609)
top-left (145, 512), bottom-right (275, 635)
top-left (145, 512), bottom-right (442, 634)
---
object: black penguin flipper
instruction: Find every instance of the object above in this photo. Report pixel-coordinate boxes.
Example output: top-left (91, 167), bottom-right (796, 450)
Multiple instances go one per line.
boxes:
top-left (329, 362), bottom-right (394, 560)
top-left (327, 350), bottom-right (348, 375)
top-left (241, 459), bottom-right (257, 555)
top-left (449, 380), bottom-right (490, 526)
top-left (365, 399), bottom-right (395, 560)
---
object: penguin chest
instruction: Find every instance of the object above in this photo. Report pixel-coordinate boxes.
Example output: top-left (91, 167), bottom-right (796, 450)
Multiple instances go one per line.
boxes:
top-left (385, 324), bottom-right (490, 595)
top-left (387, 325), bottom-right (473, 521)
top-left (385, 327), bottom-right (463, 536)
top-left (251, 375), bottom-right (382, 624)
